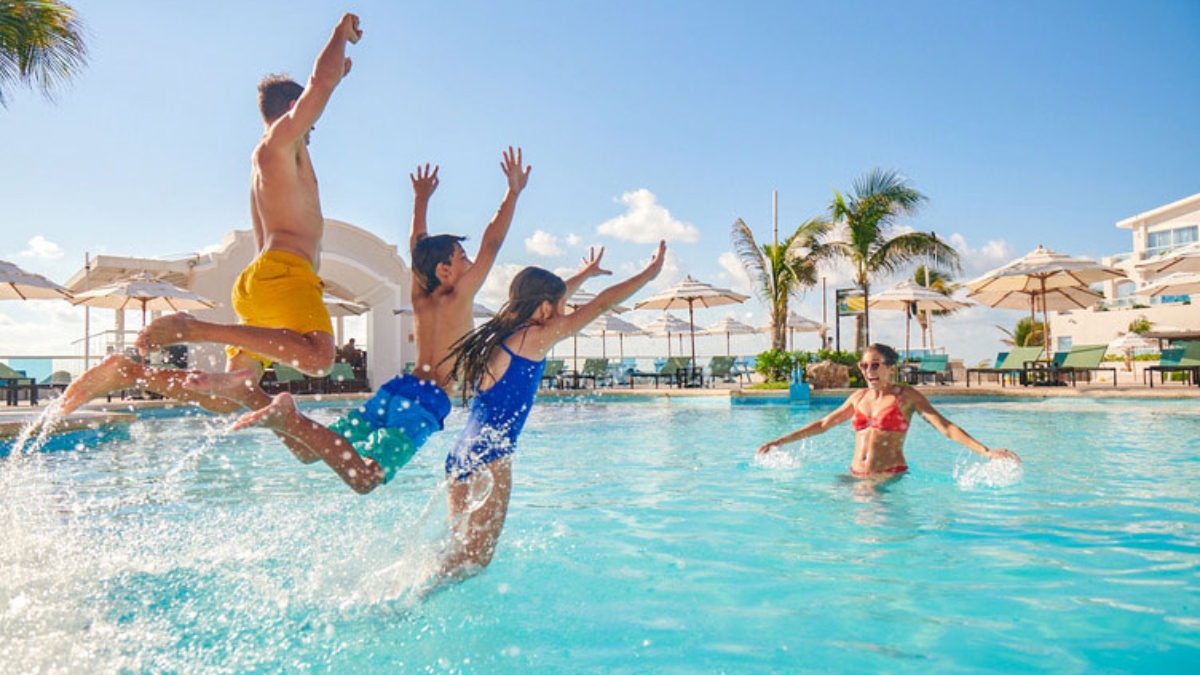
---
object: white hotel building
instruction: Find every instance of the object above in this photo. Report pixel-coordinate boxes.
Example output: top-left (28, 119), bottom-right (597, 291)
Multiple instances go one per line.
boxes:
top-left (1049, 192), bottom-right (1200, 350)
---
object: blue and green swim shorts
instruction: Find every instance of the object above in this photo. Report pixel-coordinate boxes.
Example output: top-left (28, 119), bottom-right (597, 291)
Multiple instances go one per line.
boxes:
top-left (328, 373), bottom-right (452, 484)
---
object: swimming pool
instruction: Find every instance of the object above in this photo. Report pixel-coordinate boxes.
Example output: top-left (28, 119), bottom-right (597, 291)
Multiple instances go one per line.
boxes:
top-left (2, 396), bottom-right (1198, 673)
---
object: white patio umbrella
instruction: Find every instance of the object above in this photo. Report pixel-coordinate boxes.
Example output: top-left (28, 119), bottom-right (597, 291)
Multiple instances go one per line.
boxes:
top-left (1138, 272), bottom-right (1200, 298)
top-left (868, 280), bottom-right (970, 359)
top-left (323, 294), bottom-right (368, 317)
top-left (1137, 241), bottom-right (1200, 275)
top-left (70, 272), bottom-right (214, 326)
top-left (640, 313), bottom-right (695, 359)
top-left (0, 259), bottom-right (73, 300)
top-left (1106, 332), bottom-right (1159, 371)
top-left (585, 312), bottom-right (647, 360)
top-left (702, 315), bottom-right (761, 356)
top-left (966, 245), bottom-right (1125, 357)
top-left (634, 276), bottom-right (748, 367)
top-left (758, 310), bottom-right (825, 352)
top-left (562, 290), bottom-right (629, 372)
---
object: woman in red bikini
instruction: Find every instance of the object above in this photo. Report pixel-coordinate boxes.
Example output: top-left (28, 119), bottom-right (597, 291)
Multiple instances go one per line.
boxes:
top-left (756, 343), bottom-right (1019, 477)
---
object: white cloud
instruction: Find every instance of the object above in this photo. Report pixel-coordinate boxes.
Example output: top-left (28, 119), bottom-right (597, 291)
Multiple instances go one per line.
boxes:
top-left (565, 234), bottom-right (581, 247)
top-left (18, 235), bottom-right (64, 259)
top-left (947, 233), bottom-right (1013, 280)
top-left (476, 263), bottom-right (525, 310)
top-left (596, 189), bottom-right (700, 243)
top-left (717, 251), bottom-right (756, 297)
top-left (525, 230), bottom-right (562, 256)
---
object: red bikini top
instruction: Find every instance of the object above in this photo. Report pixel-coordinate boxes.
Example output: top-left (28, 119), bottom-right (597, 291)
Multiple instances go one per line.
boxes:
top-left (852, 401), bottom-right (910, 433)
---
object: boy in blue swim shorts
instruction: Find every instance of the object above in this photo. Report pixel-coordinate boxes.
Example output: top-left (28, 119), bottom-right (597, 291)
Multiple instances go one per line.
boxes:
top-left (231, 148), bottom-right (531, 493)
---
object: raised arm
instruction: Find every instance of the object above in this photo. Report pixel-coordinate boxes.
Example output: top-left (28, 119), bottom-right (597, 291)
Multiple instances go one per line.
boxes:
top-left (911, 391), bottom-right (1020, 462)
top-left (550, 241), bottom-right (666, 341)
top-left (269, 13), bottom-right (362, 142)
top-left (457, 146), bottom-right (531, 295)
top-left (562, 246), bottom-right (612, 299)
top-left (756, 395), bottom-right (857, 455)
top-left (409, 163), bottom-right (439, 252)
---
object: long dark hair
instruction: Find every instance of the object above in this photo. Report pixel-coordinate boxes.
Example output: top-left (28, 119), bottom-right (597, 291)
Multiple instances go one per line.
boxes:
top-left (446, 267), bottom-right (566, 402)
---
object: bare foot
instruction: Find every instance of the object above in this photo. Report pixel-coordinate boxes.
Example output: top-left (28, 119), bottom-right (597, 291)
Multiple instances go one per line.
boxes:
top-left (57, 354), bottom-right (139, 416)
top-left (182, 369), bottom-right (261, 407)
top-left (135, 313), bottom-right (197, 351)
top-left (230, 392), bottom-right (296, 432)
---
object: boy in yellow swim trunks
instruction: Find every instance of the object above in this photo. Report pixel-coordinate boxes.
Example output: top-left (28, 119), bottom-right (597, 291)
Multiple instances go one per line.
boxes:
top-left (230, 148), bottom-right (535, 493)
top-left (57, 13), bottom-right (361, 419)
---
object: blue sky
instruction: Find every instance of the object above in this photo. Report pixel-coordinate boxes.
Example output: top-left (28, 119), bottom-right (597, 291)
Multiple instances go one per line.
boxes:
top-left (2, 0), bottom-right (1198, 364)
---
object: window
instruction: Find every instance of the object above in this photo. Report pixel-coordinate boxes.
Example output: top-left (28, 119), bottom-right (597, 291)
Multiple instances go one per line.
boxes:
top-left (1057, 336), bottom-right (1073, 352)
top-left (1174, 225), bottom-right (1198, 246)
top-left (1146, 225), bottom-right (1198, 256)
top-left (1147, 230), bottom-right (1173, 255)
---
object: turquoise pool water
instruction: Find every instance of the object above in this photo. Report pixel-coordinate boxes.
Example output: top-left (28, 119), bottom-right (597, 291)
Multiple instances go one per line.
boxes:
top-left (2, 396), bottom-right (1199, 673)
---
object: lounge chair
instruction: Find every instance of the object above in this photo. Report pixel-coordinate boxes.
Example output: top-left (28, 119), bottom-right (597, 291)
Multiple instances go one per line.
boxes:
top-left (610, 358), bottom-right (638, 386)
top-left (265, 363), bottom-right (314, 395)
top-left (707, 355), bottom-right (739, 385)
top-left (907, 353), bottom-right (952, 385)
top-left (1146, 342), bottom-right (1200, 388)
top-left (38, 371), bottom-right (73, 397)
top-left (633, 356), bottom-right (689, 388)
top-left (324, 361), bottom-right (370, 394)
top-left (1044, 344), bottom-right (1117, 387)
top-left (0, 363), bottom-right (38, 406)
top-left (575, 358), bottom-right (612, 388)
top-left (966, 346), bottom-right (1045, 388)
top-left (540, 359), bottom-right (565, 389)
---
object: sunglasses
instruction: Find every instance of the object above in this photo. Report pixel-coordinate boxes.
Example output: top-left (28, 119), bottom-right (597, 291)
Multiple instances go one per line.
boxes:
top-left (857, 362), bottom-right (887, 371)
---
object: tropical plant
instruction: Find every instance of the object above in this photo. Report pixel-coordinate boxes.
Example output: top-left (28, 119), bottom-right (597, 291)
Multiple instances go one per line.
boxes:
top-left (1127, 316), bottom-right (1152, 335)
top-left (0, 0), bottom-right (88, 107)
top-left (912, 264), bottom-right (961, 349)
top-left (996, 316), bottom-right (1045, 347)
top-left (732, 216), bottom-right (828, 352)
top-left (824, 169), bottom-right (960, 350)
top-left (754, 349), bottom-right (797, 384)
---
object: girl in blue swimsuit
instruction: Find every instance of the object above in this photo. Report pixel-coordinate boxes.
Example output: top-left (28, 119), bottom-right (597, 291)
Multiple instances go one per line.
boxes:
top-left (438, 241), bottom-right (667, 579)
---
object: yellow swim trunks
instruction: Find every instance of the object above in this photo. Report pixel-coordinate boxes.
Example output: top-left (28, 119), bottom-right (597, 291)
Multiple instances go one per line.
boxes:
top-left (225, 249), bottom-right (333, 367)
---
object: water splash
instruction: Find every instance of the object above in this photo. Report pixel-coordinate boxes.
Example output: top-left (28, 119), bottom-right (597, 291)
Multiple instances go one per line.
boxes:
top-left (954, 456), bottom-right (1023, 489)
top-left (7, 399), bottom-right (66, 455)
top-left (754, 445), bottom-right (803, 470)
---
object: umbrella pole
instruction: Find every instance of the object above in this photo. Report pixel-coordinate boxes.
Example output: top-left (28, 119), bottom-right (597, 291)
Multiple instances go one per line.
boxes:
top-left (904, 302), bottom-right (911, 363)
top-left (689, 302), bottom-right (699, 387)
top-left (1041, 278), bottom-right (1051, 360)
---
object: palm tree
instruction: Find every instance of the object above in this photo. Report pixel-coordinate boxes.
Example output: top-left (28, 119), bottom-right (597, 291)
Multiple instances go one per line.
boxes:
top-left (0, 0), bottom-right (88, 107)
top-left (912, 264), bottom-right (960, 349)
top-left (732, 216), bottom-right (828, 352)
top-left (996, 317), bottom-right (1044, 348)
top-left (825, 168), bottom-right (960, 350)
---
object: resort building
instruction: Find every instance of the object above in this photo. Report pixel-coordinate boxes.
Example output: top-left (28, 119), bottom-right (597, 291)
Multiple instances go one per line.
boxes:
top-left (1049, 192), bottom-right (1200, 351)
top-left (63, 219), bottom-right (413, 388)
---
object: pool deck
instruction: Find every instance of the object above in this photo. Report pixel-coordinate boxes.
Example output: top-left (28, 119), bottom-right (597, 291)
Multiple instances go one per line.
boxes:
top-left (2, 379), bottom-right (1195, 440)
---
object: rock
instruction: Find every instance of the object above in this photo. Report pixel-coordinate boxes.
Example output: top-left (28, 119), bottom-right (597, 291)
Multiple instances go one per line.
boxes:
top-left (805, 359), bottom-right (850, 389)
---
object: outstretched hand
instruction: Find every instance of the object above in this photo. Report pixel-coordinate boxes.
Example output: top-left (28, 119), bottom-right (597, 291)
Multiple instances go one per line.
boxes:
top-left (500, 146), bottom-right (531, 194)
top-left (645, 240), bottom-right (667, 277)
top-left (578, 246), bottom-right (611, 280)
top-left (411, 163), bottom-right (439, 200)
top-left (339, 13), bottom-right (361, 75)
top-left (340, 13), bottom-right (362, 43)
top-left (986, 447), bottom-right (1021, 463)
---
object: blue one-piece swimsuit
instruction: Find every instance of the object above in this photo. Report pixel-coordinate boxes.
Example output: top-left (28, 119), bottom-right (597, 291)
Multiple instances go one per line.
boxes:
top-left (446, 342), bottom-right (545, 481)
